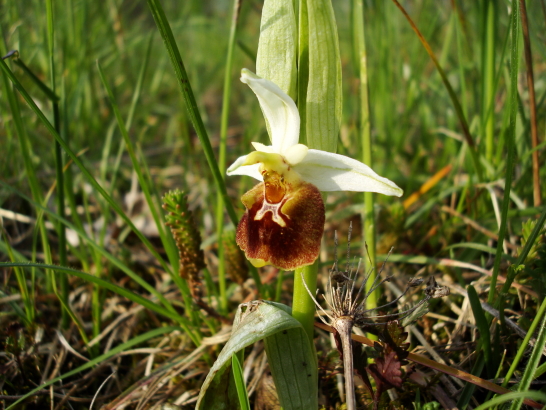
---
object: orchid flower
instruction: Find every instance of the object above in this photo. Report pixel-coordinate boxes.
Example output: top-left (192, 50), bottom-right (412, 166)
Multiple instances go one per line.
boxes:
top-left (228, 69), bottom-right (403, 270)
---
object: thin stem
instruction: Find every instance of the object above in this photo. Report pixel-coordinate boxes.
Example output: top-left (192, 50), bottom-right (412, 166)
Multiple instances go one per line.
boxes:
top-left (519, 0), bottom-right (542, 206)
top-left (0, 57), bottom-right (175, 287)
top-left (147, 0), bottom-right (238, 227)
top-left (47, 0), bottom-right (69, 329)
top-left (391, 0), bottom-right (483, 182)
top-left (334, 318), bottom-right (356, 410)
top-left (482, 0), bottom-right (496, 163)
top-left (353, 0), bottom-right (377, 311)
top-left (215, 0), bottom-right (241, 313)
top-left (488, 0), bottom-right (520, 306)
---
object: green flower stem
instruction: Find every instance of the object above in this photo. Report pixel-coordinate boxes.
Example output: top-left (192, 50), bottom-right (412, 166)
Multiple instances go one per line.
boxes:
top-left (293, 261), bottom-right (319, 341)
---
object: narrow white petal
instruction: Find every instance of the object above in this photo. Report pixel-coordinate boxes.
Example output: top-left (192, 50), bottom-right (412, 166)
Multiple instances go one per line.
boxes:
top-left (241, 69), bottom-right (300, 154)
top-left (283, 143), bottom-right (309, 165)
top-left (251, 142), bottom-right (276, 154)
top-left (226, 155), bottom-right (263, 181)
top-left (294, 150), bottom-right (403, 196)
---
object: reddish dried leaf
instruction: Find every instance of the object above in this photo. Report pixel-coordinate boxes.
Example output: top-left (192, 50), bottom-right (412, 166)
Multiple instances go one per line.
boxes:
top-left (367, 347), bottom-right (403, 390)
top-left (386, 321), bottom-right (409, 349)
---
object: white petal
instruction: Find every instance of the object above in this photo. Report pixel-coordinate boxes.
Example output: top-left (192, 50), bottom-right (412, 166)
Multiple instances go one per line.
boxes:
top-left (283, 143), bottom-right (309, 165)
top-left (251, 142), bottom-right (276, 154)
top-left (241, 69), bottom-right (300, 154)
top-left (294, 150), bottom-right (403, 196)
top-left (226, 155), bottom-right (263, 181)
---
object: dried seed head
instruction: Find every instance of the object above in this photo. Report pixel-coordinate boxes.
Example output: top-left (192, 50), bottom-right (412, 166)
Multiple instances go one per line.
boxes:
top-left (424, 276), bottom-right (450, 298)
top-left (162, 190), bottom-right (205, 296)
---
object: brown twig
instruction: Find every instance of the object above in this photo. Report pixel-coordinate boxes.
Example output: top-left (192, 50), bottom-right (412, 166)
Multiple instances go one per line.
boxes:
top-left (520, 0), bottom-right (542, 206)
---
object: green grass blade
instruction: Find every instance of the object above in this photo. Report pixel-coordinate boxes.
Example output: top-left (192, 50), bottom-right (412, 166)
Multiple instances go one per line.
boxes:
top-left (0, 262), bottom-right (184, 323)
top-left (0, 56), bottom-right (173, 278)
top-left (8, 56), bottom-right (59, 101)
top-left (46, 0), bottom-right (69, 328)
top-left (467, 285), bottom-right (492, 377)
top-left (487, 1), bottom-right (521, 306)
top-left (95, 61), bottom-right (186, 293)
top-left (146, 0), bottom-right (238, 227)
top-left (510, 309), bottom-right (546, 410)
top-left (391, 0), bottom-right (483, 181)
top-left (231, 354), bottom-right (251, 410)
top-left (1, 231), bottom-right (34, 325)
top-left (502, 296), bottom-right (546, 389)
top-left (481, 0), bottom-right (496, 163)
top-left (1, 50), bottom-right (55, 298)
top-left (534, 362), bottom-right (546, 379)
top-left (0, 181), bottom-right (183, 321)
top-left (474, 391), bottom-right (546, 410)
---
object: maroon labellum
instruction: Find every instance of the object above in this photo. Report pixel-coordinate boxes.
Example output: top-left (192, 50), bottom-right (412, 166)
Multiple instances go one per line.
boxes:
top-left (236, 171), bottom-right (325, 270)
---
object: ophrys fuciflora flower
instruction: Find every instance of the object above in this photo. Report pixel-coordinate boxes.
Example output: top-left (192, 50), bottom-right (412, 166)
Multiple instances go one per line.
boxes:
top-left (228, 70), bottom-right (403, 270)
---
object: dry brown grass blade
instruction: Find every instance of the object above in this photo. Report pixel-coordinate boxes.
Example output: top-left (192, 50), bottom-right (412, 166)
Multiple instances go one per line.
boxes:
top-left (520, 0), bottom-right (542, 207)
top-left (403, 164), bottom-right (452, 210)
top-left (314, 322), bottom-right (544, 409)
top-left (390, 1), bottom-right (475, 151)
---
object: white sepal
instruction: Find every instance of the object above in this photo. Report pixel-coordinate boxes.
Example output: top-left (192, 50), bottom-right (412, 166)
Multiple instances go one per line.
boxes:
top-left (294, 150), bottom-right (403, 196)
top-left (241, 69), bottom-right (300, 154)
top-left (226, 155), bottom-right (263, 181)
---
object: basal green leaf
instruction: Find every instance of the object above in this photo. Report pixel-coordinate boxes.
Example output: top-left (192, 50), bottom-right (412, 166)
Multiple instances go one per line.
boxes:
top-left (196, 301), bottom-right (317, 410)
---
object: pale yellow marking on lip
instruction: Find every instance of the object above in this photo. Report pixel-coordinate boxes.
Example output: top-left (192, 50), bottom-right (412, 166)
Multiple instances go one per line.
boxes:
top-left (254, 201), bottom-right (286, 227)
